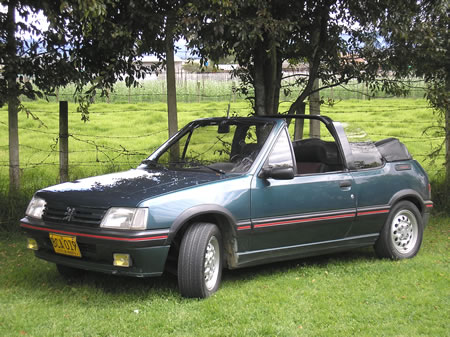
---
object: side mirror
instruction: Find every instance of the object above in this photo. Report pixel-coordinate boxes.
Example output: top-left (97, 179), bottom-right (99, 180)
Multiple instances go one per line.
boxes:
top-left (259, 166), bottom-right (295, 180)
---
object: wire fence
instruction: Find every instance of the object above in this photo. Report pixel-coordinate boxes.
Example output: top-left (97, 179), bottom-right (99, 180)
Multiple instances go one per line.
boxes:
top-left (19, 75), bottom-right (430, 105)
top-left (0, 108), bottom-right (446, 177)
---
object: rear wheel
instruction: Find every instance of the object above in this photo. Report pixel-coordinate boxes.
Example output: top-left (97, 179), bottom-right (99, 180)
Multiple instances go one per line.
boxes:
top-left (375, 201), bottom-right (423, 259)
top-left (177, 223), bottom-right (223, 298)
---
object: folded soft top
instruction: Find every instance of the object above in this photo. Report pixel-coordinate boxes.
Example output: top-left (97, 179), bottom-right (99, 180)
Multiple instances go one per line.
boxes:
top-left (375, 138), bottom-right (412, 162)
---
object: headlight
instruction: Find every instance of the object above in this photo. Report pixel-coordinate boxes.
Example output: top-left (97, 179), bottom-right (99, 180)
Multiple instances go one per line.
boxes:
top-left (25, 196), bottom-right (46, 219)
top-left (100, 207), bottom-right (148, 230)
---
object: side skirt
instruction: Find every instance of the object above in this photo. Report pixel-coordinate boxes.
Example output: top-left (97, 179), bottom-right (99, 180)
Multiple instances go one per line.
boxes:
top-left (234, 233), bottom-right (379, 269)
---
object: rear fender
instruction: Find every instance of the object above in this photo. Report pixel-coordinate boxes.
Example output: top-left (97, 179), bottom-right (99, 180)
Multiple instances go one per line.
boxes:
top-left (388, 189), bottom-right (426, 214)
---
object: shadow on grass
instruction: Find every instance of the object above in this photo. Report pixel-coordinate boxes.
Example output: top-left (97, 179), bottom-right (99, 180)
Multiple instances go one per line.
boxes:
top-left (222, 247), bottom-right (378, 283)
top-left (11, 246), bottom-right (379, 300)
top-left (47, 268), bottom-right (181, 299)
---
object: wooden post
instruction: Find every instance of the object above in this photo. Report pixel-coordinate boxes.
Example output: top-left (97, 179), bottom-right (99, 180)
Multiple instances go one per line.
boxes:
top-left (6, 1), bottom-right (20, 194)
top-left (166, 15), bottom-right (179, 163)
top-left (167, 43), bottom-right (178, 139)
top-left (202, 76), bottom-right (205, 100)
top-left (59, 101), bottom-right (69, 183)
top-left (446, 104), bottom-right (450, 184)
top-left (232, 81), bottom-right (236, 103)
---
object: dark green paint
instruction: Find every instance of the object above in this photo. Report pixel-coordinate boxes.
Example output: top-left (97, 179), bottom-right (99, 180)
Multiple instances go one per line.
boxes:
top-left (21, 116), bottom-right (432, 278)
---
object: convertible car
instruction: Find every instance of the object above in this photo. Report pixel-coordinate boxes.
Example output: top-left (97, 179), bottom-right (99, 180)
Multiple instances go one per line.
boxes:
top-left (21, 115), bottom-right (433, 298)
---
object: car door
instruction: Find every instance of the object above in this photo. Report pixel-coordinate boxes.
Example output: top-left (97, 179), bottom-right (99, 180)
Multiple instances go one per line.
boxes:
top-left (248, 127), bottom-right (356, 256)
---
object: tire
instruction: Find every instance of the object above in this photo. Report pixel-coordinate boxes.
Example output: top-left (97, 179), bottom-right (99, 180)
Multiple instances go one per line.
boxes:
top-left (177, 223), bottom-right (223, 298)
top-left (56, 264), bottom-right (84, 279)
top-left (375, 201), bottom-right (424, 259)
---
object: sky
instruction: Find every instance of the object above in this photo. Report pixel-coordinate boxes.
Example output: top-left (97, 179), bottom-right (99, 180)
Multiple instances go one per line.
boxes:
top-left (1, 5), bottom-right (195, 60)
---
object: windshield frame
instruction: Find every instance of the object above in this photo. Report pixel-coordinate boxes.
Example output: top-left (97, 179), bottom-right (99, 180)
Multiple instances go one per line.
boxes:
top-left (139, 117), bottom-right (278, 175)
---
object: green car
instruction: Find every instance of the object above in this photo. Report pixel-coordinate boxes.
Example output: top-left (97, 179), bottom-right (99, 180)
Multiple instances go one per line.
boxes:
top-left (21, 115), bottom-right (433, 298)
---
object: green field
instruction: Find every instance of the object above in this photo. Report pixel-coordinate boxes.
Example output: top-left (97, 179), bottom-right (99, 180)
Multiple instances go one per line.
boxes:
top-left (0, 98), bottom-right (447, 231)
top-left (0, 98), bottom-right (444, 184)
top-left (0, 99), bottom-right (448, 336)
top-left (0, 216), bottom-right (448, 337)
top-left (36, 78), bottom-right (428, 104)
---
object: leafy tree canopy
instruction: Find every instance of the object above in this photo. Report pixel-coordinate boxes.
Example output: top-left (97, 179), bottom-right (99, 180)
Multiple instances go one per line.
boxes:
top-left (185, 0), bottom-right (448, 116)
top-left (0, 0), bottom-right (178, 119)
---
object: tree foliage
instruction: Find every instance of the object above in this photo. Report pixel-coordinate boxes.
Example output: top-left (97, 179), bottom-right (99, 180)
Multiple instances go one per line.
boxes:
top-left (185, 0), bottom-right (448, 177)
top-left (0, 0), bottom-right (180, 192)
top-left (374, 0), bottom-right (449, 177)
top-left (0, 0), bottom-right (177, 119)
top-left (185, 0), bottom-right (447, 117)
top-left (1, 0), bottom-right (448, 179)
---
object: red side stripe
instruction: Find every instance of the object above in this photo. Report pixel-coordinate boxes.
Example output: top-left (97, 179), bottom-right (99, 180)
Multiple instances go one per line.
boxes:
top-left (254, 213), bottom-right (355, 229)
top-left (425, 204), bottom-right (433, 208)
top-left (20, 223), bottom-right (168, 242)
top-left (357, 210), bottom-right (390, 216)
top-left (237, 225), bottom-right (251, 231)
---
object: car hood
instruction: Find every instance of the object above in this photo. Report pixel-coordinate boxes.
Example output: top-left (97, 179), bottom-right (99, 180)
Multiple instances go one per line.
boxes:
top-left (36, 169), bottom-right (224, 208)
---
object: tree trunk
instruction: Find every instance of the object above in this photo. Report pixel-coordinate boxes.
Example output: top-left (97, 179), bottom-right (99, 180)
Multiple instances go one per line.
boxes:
top-left (166, 17), bottom-right (179, 162)
top-left (288, 5), bottom-right (328, 117)
top-left (253, 39), bottom-right (283, 116)
top-left (6, 2), bottom-right (20, 194)
top-left (293, 103), bottom-right (306, 140)
top-left (264, 39), bottom-right (278, 115)
top-left (254, 41), bottom-right (266, 116)
top-left (272, 57), bottom-right (283, 114)
top-left (309, 78), bottom-right (320, 138)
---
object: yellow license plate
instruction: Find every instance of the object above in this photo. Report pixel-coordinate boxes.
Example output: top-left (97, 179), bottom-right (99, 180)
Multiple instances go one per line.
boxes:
top-left (49, 233), bottom-right (82, 258)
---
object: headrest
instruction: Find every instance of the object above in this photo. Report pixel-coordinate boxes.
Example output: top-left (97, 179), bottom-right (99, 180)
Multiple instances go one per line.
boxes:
top-left (293, 139), bottom-right (326, 162)
top-left (293, 138), bottom-right (342, 165)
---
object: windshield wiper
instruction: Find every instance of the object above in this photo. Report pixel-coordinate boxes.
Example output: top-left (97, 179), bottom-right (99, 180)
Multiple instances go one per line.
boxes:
top-left (179, 161), bottom-right (226, 175)
top-left (197, 164), bottom-right (226, 175)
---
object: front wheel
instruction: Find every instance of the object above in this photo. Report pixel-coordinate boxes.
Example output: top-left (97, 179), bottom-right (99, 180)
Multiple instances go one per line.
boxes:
top-left (375, 201), bottom-right (424, 259)
top-left (177, 223), bottom-right (223, 298)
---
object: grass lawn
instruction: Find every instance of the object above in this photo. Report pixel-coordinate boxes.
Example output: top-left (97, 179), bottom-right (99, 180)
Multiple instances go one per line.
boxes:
top-left (1, 98), bottom-right (447, 231)
top-left (0, 98), bottom-right (445, 190)
top-left (0, 99), bottom-right (448, 336)
top-left (0, 216), bottom-right (448, 337)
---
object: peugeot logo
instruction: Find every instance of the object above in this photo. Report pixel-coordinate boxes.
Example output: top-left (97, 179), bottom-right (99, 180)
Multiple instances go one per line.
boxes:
top-left (63, 207), bottom-right (76, 222)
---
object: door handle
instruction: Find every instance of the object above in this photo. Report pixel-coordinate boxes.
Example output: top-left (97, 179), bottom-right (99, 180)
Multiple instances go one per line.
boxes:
top-left (339, 180), bottom-right (352, 189)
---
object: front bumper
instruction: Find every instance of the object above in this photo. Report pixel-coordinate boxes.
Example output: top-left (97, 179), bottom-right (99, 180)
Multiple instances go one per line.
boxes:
top-left (20, 217), bottom-right (170, 277)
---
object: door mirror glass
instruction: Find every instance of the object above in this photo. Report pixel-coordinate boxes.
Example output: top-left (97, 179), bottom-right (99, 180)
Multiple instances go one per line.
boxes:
top-left (260, 129), bottom-right (295, 179)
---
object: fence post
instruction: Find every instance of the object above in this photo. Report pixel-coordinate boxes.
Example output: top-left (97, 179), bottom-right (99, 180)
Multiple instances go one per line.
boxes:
top-left (59, 101), bottom-right (69, 183)
top-left (197, 81), bottom-right (201, 103)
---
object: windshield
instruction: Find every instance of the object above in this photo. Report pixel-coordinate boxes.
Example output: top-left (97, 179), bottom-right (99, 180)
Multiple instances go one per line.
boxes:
top-left (141, 119), bottom-right (274, 174)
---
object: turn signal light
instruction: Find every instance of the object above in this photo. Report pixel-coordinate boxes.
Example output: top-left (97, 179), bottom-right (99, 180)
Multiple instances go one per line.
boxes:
top-left (27, 238), bottom-right (39, 251)
top-left (113, 253), bottom-right (132, 267)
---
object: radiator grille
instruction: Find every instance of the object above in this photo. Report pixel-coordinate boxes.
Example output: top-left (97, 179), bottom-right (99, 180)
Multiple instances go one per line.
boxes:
top-left (43, 204), bottom-right (107, 228)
